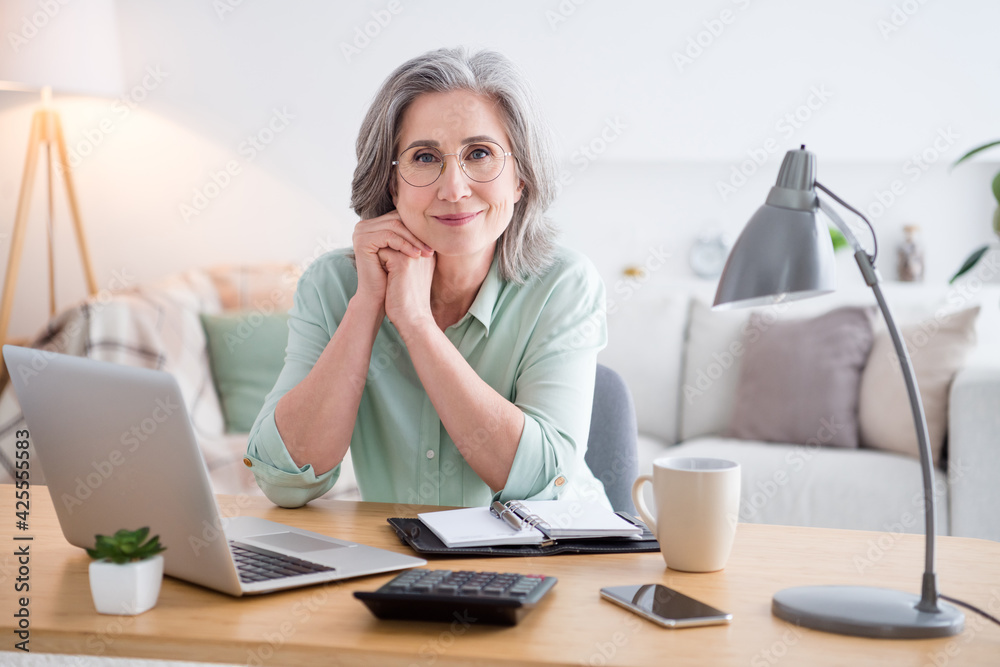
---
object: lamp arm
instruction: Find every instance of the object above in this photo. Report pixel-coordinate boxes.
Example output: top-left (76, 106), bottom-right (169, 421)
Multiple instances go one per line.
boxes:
top-left (817, 190), bottom-right (941, 613)
top-left (815, 182), bottom-right (879, 260)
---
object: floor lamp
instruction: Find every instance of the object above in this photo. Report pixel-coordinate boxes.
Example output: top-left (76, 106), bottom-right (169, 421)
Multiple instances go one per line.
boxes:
top-left (713, 146), bottom-right (964, 639)
top-left (0, 0), bottom-right (123, 389)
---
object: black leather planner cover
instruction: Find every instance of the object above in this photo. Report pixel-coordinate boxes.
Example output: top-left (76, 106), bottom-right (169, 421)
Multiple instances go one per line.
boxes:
top-left (387, 513), bottom-right (660, 557)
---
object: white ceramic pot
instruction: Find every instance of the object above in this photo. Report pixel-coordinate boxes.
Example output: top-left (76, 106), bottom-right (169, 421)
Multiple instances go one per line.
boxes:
top-left (88, 554), bottom-right (164, 615)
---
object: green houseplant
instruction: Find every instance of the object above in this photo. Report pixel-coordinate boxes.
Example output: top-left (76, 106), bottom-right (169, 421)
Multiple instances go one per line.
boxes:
top-left (949, 140), bottom-right (1000, 282)
top-left (87, 527), bottom-right (167, 615)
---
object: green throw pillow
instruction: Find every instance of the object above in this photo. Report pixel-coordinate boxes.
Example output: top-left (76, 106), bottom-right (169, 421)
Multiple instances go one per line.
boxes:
top-left (200, 311), bottom-right (290, 433)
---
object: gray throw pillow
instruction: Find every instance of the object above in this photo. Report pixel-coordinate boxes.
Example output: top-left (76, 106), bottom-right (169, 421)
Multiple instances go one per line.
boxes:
top-left (726, 306), bottom-right (875, 448)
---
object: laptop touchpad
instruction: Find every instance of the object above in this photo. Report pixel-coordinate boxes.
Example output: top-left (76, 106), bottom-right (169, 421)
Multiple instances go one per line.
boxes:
top-left (249, 532), bottom-right (345, 552)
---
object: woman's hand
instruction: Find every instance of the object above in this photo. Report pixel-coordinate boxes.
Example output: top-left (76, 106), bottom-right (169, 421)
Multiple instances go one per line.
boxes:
top-left (352, 210), bottom-right (433, 310)
top-left (377, 247), bottom-right (436, 335)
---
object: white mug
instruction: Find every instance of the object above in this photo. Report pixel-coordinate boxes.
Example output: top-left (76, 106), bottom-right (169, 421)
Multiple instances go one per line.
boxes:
top-left (631, 457), bottom-right (741, 572)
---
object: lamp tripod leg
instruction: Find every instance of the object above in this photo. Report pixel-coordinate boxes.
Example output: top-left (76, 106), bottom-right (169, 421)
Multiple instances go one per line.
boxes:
top-left (53, 112), bottom-right (98, 297)
top-left (0, 111), bottom-right (45, 392)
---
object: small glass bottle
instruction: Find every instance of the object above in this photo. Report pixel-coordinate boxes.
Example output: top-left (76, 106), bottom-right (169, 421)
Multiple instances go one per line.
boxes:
top-left (897, 224), bottom-right (924, 282)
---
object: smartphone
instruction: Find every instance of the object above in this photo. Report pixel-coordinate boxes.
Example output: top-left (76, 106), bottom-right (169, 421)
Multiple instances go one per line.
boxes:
top-left (600, 584), bottom-right (732, 628)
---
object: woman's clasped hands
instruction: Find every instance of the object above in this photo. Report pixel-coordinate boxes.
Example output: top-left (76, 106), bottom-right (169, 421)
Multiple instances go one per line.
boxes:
top-left (352, 210), bottom-right (436, 333)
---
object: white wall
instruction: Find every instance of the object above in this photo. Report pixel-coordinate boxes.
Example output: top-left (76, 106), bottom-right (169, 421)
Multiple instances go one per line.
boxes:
top-left (1, 0), bottom-right (998, 338)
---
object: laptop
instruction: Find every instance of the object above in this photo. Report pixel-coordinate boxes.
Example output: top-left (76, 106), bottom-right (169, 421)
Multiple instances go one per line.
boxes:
top-left (3, 345), bottom-right (425, 596)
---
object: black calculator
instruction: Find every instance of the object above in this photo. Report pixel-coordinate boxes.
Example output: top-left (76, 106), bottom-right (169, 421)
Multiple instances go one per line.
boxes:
top-left (354, 568), bottom-right (557, 626)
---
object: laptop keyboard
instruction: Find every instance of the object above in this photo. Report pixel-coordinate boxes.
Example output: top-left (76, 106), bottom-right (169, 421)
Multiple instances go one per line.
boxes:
top-left (229, 541), bottom-right (335, 584)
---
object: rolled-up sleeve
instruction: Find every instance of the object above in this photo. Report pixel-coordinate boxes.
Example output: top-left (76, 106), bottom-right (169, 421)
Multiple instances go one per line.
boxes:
top-left (494, 257), bottom-right (608, 504)
top-left (246, 255), bottom-right (351, 508)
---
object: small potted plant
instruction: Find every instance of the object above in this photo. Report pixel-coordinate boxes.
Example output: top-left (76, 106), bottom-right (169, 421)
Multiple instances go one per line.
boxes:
top-left (87, 527), bottom-right (167, 615)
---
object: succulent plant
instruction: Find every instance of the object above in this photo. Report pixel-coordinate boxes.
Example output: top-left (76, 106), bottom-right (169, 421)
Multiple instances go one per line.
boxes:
top-left (86, 527), bottom-right (166, 564)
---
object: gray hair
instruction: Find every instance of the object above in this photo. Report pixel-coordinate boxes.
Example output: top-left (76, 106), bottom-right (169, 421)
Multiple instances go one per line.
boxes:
top-left (351, 47), bottom-right (558, 283)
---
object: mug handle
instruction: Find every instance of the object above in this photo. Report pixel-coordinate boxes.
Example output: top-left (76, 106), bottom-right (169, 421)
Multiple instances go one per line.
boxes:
top-left (631, 474), bottom-right (656, 533)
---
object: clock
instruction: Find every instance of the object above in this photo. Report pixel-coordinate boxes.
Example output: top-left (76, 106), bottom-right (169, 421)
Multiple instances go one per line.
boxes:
top-left (689, 233), bottom-right (731, 279)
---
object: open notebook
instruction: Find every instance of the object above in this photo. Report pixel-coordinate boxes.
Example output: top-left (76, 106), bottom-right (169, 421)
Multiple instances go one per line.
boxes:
top-left (417, 499), bottom-right (642, 548)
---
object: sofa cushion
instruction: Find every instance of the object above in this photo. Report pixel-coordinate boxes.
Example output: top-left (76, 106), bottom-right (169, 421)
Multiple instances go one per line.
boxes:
top-left (859, 306), bottom-right (979, 465)
top-left (599, 294), bottom-right (688, 444)
top-left (201, 312), bottom-right (290, 433)
top-left (726, 306), bottom-right (875, 449)
top-left (665, 438), bottom-right (949, 534)
top-left (679, 299), bottom-right (748, 441)
top-left (206, 263), bottom-right (300, 312)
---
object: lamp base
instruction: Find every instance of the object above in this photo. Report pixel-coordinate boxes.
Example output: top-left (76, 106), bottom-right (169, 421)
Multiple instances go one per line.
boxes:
top-left (772, 586), bottom-right (964, 639)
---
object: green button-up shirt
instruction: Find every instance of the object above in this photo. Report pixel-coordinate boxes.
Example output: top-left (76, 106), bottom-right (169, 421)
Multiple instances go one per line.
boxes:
top-left (245, 246), bottom-right (610, 510)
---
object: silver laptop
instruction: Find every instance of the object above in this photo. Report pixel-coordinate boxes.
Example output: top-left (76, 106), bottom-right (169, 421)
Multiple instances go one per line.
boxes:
top-left (3, 345), bottom-right (425, 596)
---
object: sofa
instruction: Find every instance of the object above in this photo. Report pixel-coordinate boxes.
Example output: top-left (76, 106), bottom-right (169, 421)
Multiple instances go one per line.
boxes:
top-left (599, 274), bottom-right (1000, 542)
top-left (2, 262), bottom-right (997, 543)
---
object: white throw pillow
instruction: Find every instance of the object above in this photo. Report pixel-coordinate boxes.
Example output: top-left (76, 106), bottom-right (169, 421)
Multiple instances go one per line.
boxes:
top-left (679, 300), bottom-right (749, 441)
top-left (858, 306), bottom-right (979, 465)
top-left (599, 294), bottom-right (688, 444)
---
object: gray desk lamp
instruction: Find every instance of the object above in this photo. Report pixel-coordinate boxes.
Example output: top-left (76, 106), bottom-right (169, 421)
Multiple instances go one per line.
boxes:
top-left (713, 146), bottom-right (965, 639)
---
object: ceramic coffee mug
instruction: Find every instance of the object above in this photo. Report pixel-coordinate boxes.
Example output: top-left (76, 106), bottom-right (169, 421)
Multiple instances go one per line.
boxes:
top-left (631, 457), bottom-right (741, 572)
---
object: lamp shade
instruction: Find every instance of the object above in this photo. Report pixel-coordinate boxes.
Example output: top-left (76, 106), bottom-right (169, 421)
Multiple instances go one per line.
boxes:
top-left (0, 0), bottom-right (123, 97)
top-left (712, 202), bottom-right (836, 309)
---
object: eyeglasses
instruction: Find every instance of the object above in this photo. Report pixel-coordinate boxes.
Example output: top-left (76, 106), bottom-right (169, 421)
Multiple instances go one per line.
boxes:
top-left (392, 140), bottom-right (513, 187)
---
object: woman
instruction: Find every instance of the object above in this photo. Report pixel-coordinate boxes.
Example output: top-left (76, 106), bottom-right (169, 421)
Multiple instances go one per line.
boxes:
top-left (245, 47), bottom-right (609, 510)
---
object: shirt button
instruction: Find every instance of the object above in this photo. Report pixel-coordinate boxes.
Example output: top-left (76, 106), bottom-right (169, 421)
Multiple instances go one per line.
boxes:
top-left (426, 450), bottom-right (435, 459)
top-left (243, 457), bottom-right (252, 468)
top-left (554, 476), bottom-right (566, 487)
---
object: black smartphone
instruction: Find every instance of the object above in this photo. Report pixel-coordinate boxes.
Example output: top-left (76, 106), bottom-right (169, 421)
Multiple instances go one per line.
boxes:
top-left (600, 584), bottom-right (732, 628)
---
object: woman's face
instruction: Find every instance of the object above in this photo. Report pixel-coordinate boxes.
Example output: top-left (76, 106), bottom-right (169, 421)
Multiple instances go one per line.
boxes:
top-left (392, 89), bottom-right (523, 264)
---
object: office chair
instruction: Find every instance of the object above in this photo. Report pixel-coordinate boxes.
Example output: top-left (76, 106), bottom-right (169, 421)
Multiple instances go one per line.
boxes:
top-left (585, 364), bottom-right (639, 514)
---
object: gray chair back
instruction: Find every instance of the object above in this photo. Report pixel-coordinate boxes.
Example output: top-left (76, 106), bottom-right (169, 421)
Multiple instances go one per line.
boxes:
top-left (585, 364), bottom-right (639, 514)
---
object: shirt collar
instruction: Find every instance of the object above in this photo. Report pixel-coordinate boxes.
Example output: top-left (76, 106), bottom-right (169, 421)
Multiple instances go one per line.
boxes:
top-left (464, 251), bottom-right (504, 336)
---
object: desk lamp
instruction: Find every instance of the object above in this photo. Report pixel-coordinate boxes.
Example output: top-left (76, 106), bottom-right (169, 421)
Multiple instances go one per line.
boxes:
top-left (713, 146), bottom-right (964, 639)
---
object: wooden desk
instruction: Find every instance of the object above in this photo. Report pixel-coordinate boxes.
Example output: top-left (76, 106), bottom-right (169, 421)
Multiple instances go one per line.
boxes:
top-left (3, 486), bottom-right (999, 666)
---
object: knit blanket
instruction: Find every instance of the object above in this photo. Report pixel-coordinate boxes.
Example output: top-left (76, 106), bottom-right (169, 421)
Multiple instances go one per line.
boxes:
top-left (0, 269), bottom-right (248, 491)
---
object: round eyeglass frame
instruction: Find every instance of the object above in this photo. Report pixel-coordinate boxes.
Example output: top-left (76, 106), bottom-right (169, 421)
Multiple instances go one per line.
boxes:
top-left (391, 141), bottom-right (514, 188)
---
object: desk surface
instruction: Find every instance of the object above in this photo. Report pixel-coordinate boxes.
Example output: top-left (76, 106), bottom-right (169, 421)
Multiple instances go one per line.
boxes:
top-left (3, 485), bottom-right (999, 666)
